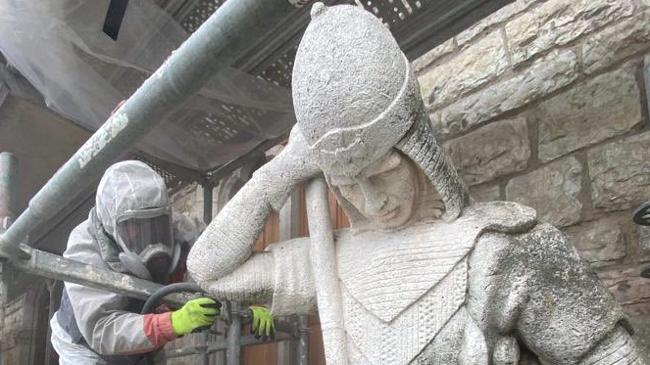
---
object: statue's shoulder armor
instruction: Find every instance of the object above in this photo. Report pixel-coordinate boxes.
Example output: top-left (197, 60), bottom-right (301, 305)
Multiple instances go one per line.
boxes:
top-left (462, 201), bottom-right (537, 236)
top-left (471, 219), bottom-right (560, 279)
top-left (483, 221), bottom-right (567, 259)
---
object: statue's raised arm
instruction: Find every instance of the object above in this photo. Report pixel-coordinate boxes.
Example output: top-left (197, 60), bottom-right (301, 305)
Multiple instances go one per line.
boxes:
top-left (187, 126), bottom-right (318, 297)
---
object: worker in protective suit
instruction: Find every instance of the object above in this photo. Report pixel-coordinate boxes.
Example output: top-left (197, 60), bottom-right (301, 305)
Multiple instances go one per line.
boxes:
top-left (49, 161), bottom-right (273, 365)
top-left (187, 3), bottom-right (645, 365)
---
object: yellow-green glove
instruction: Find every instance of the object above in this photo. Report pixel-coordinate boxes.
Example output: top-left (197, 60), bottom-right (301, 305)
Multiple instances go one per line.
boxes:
top-left (171, 297), bottom-right (220, 336)
top-left (249, 305), bottom-right (275, 340)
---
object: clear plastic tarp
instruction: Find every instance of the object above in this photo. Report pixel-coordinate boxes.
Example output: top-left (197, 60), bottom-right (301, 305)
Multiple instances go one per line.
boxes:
top-left (0, 0), bottom-right (294, 171)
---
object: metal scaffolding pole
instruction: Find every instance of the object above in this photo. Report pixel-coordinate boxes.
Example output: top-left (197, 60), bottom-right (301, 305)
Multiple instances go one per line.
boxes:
top-left (166, 332), bottom-right (293, 358)
top-left (11, 247), bottom-right (189, 306)
top-left (202, 183), bottom-right (213, 365)
top-left (227, 302), bottom-right (242, 365)
top-left (0, 152), bottom-right (17, 365)
top-left (44, 280), bottom-right (63, 365)
top-left (0, 152), bottom-right (17, 224)
top-left (0, 0), bottom-right (299, 261)
top-left (297, 316), bottom-right (310, 365)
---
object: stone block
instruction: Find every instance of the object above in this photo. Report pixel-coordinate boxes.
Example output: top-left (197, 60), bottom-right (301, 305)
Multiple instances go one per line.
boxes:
top-left (563, 219), bottom-right (626, 267)
top-left (445, 117), bottom-right (530, 185)
top-left (538, 66), bottom-right (642, 162)
top-left (588, 132), bottom-right (650, 211)
top-left (505, 156), bottom-right (583, 227)
top-left (598, 267), bottom-right (650, 315)
top-left (456, 0), bottom-right (537, 46)
top-left (412, 38), bottom-right (455, 73)
top-left (419, 30), bottom-right (509, 109)
top-left (582, 11), bottom-right (650, 74)
top-left (435, 49), bottom-right (578, 138)
top-left (506, 0), bottom-right (634, 64)
top-left (639, 226), bottom-right (650, 254)
top-left (470, 184), bottom-right (501, 202)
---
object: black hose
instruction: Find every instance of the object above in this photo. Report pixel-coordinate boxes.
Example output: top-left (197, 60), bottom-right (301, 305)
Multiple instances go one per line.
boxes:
top-left (633, 201), bottom-right (650, 226)
top-left (140, 282), bottom-right (207, 314)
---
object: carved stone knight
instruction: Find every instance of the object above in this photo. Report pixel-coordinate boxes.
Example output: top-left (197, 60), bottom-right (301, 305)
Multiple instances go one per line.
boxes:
top-left (187, 4), bottom-right (645, 364)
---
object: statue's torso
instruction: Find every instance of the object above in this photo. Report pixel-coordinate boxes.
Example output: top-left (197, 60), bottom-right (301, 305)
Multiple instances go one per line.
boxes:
top-left (334, 202), bottom-right (537, 365)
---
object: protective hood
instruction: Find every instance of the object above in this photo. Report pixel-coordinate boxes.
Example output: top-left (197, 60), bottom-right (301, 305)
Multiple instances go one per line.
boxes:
top-left (95, 160), bottom-right (179, 281)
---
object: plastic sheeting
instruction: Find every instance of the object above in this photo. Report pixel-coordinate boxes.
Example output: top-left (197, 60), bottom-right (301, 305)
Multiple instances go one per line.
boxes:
top-left (0, 0), bottom-right (294, 171)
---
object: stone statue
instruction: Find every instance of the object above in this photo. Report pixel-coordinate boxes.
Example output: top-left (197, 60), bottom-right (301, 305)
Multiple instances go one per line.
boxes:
top-left (187, 3), bottom-right (645, 364)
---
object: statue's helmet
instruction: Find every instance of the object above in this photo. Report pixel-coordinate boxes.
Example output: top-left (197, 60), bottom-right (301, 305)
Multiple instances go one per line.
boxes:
top-left (292, 3), bottom-right (468, 221)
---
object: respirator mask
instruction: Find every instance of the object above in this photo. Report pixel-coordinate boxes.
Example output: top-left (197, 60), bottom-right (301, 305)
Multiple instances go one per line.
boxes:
top-left (114, 205), bottom-right (180, 283)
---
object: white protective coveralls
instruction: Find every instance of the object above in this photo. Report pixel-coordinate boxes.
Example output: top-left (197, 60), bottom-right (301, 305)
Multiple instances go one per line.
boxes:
top-left (50, 161), bottom-right (201, 365)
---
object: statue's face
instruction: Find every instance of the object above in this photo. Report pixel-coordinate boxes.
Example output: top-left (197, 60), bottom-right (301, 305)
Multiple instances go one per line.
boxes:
top-left (328, 150), bottom-right (418, 229)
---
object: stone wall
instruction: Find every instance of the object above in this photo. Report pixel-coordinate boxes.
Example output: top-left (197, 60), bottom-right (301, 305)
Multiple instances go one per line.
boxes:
top-left (0, 283), bottom-right (49, 365)
top-left (414, 0), bottom-right (650, 318)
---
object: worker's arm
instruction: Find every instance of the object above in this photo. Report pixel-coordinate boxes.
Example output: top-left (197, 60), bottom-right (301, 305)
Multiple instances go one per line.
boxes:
top-left (65, 282), bottom-right (175, 355)
top-left (188, 126), bottom-right (319, 288)
top-left (64, 223), bottom-right (176, 355)
top-left (65, 223), bottom-right (221, 354)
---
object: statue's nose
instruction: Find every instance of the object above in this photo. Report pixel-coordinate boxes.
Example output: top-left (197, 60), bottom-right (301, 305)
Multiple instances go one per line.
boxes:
top-left (359, 179), bottom-right (388, 215)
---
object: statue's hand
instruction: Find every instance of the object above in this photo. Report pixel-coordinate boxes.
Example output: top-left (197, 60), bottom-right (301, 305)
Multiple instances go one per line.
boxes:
top-left (261, 125), bottom-right (321, 210)
top-left (280, 125), bottom-right (321, 179)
